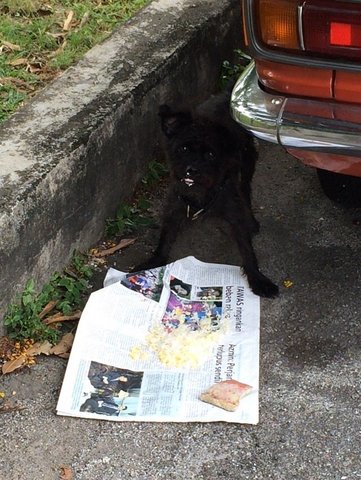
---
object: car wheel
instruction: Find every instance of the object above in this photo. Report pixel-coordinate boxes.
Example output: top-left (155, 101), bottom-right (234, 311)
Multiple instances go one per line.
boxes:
top-left (316, 169), bottom-right (361, 207)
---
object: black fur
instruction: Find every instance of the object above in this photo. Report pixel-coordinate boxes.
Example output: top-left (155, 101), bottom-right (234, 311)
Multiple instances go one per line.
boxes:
top-left (134, 93), bottom-right (278, 298)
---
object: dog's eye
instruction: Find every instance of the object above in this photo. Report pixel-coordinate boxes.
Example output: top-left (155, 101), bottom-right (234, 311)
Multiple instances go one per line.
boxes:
top-left (204, 151), bottom-right (215, 160)
top-left (177, 145), bottom-right (189, 154)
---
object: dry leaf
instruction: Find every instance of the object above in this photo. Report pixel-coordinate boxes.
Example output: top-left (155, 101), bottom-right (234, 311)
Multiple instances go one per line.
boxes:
top-left (1, 41), bottom-right (21, 52)
top-left (27, 63), bottom-right (43, 74)
top-left (0, 77), bottom-right (35, 91)
top-left (47, 32), bottom-right (66, 39)
top-left (49, 40), bottom-right (67, 59)
top-left (2, 355), bottom-right (27, 374)
top-left (37, 5), bottom-right (53, 16)
top-left (0, 400), bottom-right (25, 414)
top-left (42, 312), bottom-right (63, 324)
top-left (8, 58), bottom-right (28, 67)
top-left (50, 333), bottom-right (74, 356)
top-left (79, 11), bottom-right (90, 29)
top-left (0, 336), bottom-right (14, 359)
top-left (39, 300), bottom-right (58, 319)
top-left (59, 464), bottom-right (73, 480)
top-left (43, 311), bottom-right (81, 325)
top-left (63, 11), bottom-right (74, 31)
top-left (95, 238), bottom-right (137, 257)
top-left (26, 341), bottom-right (53, 356)
top-left (57, 352), bottom-right (70, 359)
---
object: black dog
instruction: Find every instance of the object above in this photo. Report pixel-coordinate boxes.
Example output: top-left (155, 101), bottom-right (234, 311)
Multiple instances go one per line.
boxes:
top-left (134, 92), bottom-right (278, 298)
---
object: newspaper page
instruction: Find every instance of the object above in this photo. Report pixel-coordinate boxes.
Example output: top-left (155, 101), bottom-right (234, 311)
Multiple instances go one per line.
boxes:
top-left (56, 256), bottom-right (260, 424)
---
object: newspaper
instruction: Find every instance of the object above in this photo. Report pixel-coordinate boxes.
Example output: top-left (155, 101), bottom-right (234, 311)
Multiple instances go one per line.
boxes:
top-left (56, 256), bottom-right (260, 424)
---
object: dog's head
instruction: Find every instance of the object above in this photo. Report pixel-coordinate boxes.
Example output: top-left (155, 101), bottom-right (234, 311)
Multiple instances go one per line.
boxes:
top-left (159, 105), bottom-right (238, 190)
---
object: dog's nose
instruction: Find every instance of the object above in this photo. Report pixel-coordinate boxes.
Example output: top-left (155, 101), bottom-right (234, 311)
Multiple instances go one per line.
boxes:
top-left (186, 166), bottom-right (198, 176)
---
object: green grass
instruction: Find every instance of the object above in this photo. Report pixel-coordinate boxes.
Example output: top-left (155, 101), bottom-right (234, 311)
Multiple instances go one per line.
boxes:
top-left (0, 0), bottom-right (150, 122)
top-left (4, 252), bottom-right (93, 343)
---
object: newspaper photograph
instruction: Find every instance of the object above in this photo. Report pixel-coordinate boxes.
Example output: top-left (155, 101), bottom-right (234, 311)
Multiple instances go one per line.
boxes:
top-left (56, 256), bottom-right (260, 424)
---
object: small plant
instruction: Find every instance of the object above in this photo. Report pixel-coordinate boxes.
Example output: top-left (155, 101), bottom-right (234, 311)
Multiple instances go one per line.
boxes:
top-left (4, 279), bottom-right (58, 343)
top-left (106, 160), bottom-right (167, 237)
top-left (105, 199), bottom-right (153, 237)
top-left (4, 251), bottom-right (93, 343)
top-left (220, 49), bottom-right (251, 89)
top-left (141, 160), bottom-right (168, 187)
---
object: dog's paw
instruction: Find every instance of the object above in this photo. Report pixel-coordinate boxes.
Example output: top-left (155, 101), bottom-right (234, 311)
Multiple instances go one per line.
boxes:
top-left (248, 272), bottom-right (279, 298)
top-left (132, 256), bottom-right (166, 273)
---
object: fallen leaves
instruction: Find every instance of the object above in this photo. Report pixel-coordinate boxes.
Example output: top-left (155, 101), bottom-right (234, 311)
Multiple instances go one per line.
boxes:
top-left (0, 41), bottom-right (21, 53)
top-left (63, 10), bottom-right (74, 31)
top-left (1, 333), bottom-right (74, 374)
top-left (5, 56), bottom-right (60, 85)
top-left (1, 235), bottom-right (137, 375)
top-left (93, 238), bottom-right (137, 258)
top-left (0, 77), bottom-right (36, 93)
top-left (48, 333), bottom-right (74, 358)
top-left (0, 399), bottom-right (25, 415)
top-left (43, 311), bottom-right (82, 325)
top-left (1, 6), bottom-right (87, 104)
top-left (39, 300), bottom-right (58, 319)
top-left (8, 57), bottom-right (28, 67)
top-left (59, 465), bottom-right (74, 480)
top-left (0, 336), bottom-right (14, 359)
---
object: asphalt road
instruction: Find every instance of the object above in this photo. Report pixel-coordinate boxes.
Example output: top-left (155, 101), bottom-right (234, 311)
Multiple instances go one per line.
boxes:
top-left (1, 141), bottom-right (360, 480)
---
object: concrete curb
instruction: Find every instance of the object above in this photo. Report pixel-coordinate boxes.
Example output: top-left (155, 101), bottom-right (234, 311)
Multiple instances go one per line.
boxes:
top-left (0, 0), bottom-right (242, 329)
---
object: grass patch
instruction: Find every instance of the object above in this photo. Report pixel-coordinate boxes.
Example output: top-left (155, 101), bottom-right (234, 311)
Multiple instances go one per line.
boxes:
top-left (4, 252), bottom-right (93, 343)
top-left (0, 0), bottom-right (150, 122)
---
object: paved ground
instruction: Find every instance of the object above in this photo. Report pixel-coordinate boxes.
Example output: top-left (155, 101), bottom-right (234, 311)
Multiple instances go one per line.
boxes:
top-left (1, 141), bottom-right (360, 479)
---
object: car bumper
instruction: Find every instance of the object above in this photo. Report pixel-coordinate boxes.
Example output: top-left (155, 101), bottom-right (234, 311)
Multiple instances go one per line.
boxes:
top-left (230, 61), bottom-right (361, 158)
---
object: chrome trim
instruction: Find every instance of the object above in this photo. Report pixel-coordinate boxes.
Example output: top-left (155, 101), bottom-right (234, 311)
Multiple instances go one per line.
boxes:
top-left (298, 4), bottom-right (305, 51)
top-left (230, 62), bottom-right (361, 157)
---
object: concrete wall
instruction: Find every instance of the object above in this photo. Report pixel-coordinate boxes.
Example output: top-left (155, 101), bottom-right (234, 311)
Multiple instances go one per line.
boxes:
top-left (0, 0), bottom-right (242, 330)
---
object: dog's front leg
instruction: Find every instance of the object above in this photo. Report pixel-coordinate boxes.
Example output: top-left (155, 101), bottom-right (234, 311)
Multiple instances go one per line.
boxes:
top-left (226, 215), bottom-right (279, 298)
top-left (132, 204), bottom-right (185, 272)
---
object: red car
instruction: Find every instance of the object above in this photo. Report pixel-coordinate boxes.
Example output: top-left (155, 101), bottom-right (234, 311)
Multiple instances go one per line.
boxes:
top-left (231, 0), bottom-right (361, 205)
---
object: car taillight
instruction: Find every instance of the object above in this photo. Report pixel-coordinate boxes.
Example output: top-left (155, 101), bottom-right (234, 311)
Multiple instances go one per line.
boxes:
top-left (303, 0), bottom-right (361, 60)
top-left (253, 0), bottom-right (361, 61)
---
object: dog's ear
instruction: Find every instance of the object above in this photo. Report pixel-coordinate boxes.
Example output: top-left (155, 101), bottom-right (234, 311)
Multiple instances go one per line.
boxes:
top-left (159, 105), bottom-right (192, 138)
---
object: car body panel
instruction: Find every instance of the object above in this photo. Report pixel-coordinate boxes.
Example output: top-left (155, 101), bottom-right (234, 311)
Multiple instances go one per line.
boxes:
top-left (286, 149), bottom-right (361, 176)
top-left (256, 59), bottom-right (333, 99)
top-left (231, 0), bottom-right (361, 179)
top-left (334, 71), bottom-right (361, 102)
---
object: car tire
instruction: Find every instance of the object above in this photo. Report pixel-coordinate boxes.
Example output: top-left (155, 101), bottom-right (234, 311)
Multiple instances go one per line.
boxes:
top-left (316, 168), bottom-right (361, 207)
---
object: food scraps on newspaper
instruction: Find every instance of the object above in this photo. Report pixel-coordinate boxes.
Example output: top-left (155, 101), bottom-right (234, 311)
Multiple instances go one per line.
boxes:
top-left (200, 380), bottom-right (252, 412)
top-left (130, 290), bottom-right (228, 368)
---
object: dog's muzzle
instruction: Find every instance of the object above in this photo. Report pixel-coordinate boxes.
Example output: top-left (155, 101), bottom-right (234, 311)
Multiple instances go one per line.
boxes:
top-left (182, 167), bottom-right (197, 187)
